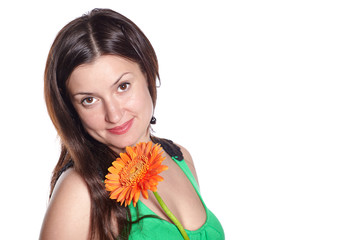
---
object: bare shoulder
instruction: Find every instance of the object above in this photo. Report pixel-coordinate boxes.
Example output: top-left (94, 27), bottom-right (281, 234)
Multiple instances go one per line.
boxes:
top-left (175, 143), bottom-right (200, 185)
top-left (39, 168), bottom-right (91, 240)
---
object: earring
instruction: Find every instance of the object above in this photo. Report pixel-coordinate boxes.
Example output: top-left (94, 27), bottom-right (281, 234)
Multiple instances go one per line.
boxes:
top-left (150, 116), bottom-right (157, 124)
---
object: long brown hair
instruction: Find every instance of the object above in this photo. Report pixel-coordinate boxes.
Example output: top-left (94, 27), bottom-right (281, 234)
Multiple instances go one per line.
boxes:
top-left (44, 8), bottom-right (159, 239)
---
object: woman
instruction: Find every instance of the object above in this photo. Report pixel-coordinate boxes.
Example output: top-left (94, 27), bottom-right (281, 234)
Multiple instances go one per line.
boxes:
top-left (40, 8), bottom-right (224, 240)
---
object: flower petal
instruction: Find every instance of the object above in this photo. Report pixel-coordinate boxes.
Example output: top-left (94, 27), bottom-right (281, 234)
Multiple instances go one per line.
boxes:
top-left (117, 187), bottom-right (129, 203)
top-left (126, 147), bottom-right (137, 160)
top-left (133, 190), bottom-right (141, 207)
top-left (112, 160), bottom-right (125, 170)
top-left (141, 189), bottom-right (149, 199)
top-left (110, 186), bottom-right (124, 199)
top-left (151, 175), bottom-right (164, 182)
top-left (105, 173), bottom-right (120, 180)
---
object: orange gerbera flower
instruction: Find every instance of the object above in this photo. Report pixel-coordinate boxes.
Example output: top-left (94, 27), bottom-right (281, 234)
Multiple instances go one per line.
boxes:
top-left (104, 142), bottom-right (168, 207)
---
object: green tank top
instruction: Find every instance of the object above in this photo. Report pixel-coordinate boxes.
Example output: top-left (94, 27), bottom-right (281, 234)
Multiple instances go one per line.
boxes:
top-left (128, 156), bottom-right (225, 239)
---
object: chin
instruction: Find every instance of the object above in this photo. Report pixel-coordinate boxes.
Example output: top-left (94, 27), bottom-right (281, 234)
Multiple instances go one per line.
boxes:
top-left (104, 130), bottom-right (150, 152)
top-left (108, 139), bottom-right (138, 153)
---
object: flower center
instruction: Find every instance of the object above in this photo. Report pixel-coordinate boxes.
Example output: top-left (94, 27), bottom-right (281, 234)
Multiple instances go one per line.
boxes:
top-left (121, 155), bottom-right (149, 186)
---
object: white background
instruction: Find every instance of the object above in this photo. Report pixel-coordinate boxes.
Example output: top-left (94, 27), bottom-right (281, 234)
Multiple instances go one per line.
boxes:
top-left (1, 0), bottom-right (359, 239)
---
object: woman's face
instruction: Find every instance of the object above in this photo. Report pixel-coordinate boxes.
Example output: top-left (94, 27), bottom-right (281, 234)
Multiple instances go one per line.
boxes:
top-left (67, 55), bottom-right (153, 153)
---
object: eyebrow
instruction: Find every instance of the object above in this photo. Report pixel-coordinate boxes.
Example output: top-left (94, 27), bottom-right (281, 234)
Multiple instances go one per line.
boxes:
top-left (72, 72), bottom-right (130, 97)
top-left (112, 72), bottom-right (130, 87)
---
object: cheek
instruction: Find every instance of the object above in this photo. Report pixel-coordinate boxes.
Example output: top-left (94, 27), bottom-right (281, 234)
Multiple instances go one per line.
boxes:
top-left (127, 88), bottom-right (154, 118)
top-left (140, 90), bottom-right (154, 117)
top-left (76, 109), bottom-right (104, 131)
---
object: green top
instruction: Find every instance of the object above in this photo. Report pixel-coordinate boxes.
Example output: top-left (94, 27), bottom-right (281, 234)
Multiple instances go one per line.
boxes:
top-left (128, 157), bottom-right (225, 240)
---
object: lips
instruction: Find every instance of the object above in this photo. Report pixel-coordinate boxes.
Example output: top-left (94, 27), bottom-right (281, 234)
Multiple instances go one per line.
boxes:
top-left (107, 118), bottom-right (134, 135)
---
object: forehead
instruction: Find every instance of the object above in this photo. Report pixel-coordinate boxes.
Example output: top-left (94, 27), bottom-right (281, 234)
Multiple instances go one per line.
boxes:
top-left (67, 55), bottom-right (142, 91)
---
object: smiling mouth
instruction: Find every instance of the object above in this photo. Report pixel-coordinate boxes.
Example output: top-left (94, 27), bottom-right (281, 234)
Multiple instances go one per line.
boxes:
top-left (107, 118), bottom-right (134, 135)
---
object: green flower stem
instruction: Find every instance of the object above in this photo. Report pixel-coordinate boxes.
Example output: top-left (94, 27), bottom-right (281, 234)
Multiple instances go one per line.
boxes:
top-left (153, 191), bottom-right (190, 240)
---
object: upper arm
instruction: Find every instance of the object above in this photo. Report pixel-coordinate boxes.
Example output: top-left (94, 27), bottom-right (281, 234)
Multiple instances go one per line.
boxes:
top-left (176, 144), bottom-right (201, 186)
top-left (39, 169), bottom-right (91, 240)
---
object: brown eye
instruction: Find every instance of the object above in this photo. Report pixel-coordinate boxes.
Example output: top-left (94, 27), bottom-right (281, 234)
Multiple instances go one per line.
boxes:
top-left (81, 97), bottom-right (96, 106)
top-left (118, 83), bottom-right (130, 92)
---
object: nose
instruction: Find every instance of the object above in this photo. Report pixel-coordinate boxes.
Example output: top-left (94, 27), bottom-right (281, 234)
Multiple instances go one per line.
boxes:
top-left (104, 100), bottom-right (122, 123)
